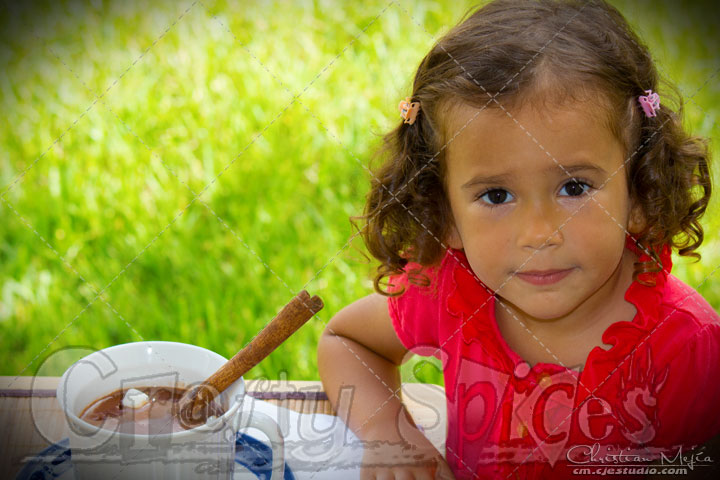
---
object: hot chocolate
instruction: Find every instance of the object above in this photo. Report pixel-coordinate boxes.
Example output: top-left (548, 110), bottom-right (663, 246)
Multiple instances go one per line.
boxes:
top-left (80, 386), bottom-right (225, 434)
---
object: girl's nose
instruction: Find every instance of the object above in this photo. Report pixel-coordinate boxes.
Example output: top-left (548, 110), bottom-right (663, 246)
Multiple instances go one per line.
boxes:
top-left (516, 202), bottom-right (564, 250)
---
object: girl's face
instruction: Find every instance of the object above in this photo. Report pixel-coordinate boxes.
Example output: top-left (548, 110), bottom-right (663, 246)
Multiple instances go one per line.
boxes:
top-left (443, 99), bottom-right (641, 321)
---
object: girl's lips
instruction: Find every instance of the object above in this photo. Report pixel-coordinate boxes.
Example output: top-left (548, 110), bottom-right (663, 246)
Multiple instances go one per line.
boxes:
top-left (514, 268), bottom-right (574, 286)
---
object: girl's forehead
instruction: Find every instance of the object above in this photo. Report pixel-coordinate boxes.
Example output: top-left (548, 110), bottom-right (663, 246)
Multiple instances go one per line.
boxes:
top-left (442, 99), bottom-right (624, 175)
top-left (440, 82), bottom-right (619, 144)
top-left (446, 99), bottom-right (602, 140)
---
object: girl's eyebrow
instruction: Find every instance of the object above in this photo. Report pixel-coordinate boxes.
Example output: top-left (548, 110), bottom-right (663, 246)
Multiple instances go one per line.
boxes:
top-left (461, 173), bottom-right (512, 189)
top-left (551, 163), bottom-right (608, 177)
top-left (461, 163), bottom-right (607, 189)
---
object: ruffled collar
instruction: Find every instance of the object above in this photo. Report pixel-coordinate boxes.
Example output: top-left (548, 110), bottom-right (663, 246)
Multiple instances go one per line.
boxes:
top-left (597, 236), bottom-right (672, 358)
top-left (445, 248), bottom-right (516, 372)
top-left (444, 236), bottom-right (672, 374)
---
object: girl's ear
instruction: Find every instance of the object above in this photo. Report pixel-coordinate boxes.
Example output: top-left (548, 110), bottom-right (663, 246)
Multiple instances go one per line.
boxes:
top-left (628, 203), bottom-right (646, 235)
top-left (446, 223), bottom-right (464, 250)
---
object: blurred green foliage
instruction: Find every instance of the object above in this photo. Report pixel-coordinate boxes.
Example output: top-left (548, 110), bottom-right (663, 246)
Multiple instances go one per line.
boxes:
top-left (1, 0), bottom-right (718, 386)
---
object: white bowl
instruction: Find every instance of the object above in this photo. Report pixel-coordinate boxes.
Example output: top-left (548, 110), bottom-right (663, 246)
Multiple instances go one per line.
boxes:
top-left (56, 341), bottom-right (284, 480)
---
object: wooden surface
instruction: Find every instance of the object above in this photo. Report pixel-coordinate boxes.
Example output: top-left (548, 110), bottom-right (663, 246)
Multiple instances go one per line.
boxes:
top-left (0, 376), bottom-right (446, 479)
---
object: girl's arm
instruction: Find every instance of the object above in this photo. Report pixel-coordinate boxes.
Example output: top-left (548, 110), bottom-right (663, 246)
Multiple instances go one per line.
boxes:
top-left (318, 293), bottom-right (454, 479)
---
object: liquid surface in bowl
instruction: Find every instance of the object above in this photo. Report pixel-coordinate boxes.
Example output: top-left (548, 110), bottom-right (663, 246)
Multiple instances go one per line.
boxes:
top-left (80, 386), bottom-right (225, 434)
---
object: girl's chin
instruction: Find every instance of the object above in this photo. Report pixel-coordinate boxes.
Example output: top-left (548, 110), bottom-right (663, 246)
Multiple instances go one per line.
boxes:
top-left (497, 295), bottom-right (579, 322)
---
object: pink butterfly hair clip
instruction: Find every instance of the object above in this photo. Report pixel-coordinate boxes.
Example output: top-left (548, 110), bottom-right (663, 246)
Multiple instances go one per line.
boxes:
top-left (398, 97), bottom-right (420, 125)
top-left (638, 89), bottom-right (660, 118)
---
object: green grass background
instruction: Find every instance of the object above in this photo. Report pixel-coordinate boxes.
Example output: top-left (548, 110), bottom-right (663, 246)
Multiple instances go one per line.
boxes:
top-left (1, 0), bottom-right (718, 386)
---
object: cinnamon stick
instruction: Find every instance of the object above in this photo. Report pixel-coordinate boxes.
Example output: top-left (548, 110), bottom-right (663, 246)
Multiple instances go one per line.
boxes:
top-left (179, 290), bottom-right (323, 425)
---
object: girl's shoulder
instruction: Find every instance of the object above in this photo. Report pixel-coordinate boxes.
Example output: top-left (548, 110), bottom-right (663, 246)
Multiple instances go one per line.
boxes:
top-left (387, 250), bottom-right (462, 352)
top-left (621, 236), bottom-right (720, 344)
top-left (660, 274), bottom-right (720, 329)
top-left (640, 276), bottom-right (720, 446)
top-left (600, 260), bottom-right (719, 382)
top-left (621, 239), bottom-right (718, 353)
top-left (644, 273), bottom-right (720, 367)
top-left (388, 248), bottom-right (469, 300)
top-left (388, 249), bottom-right (494, 348)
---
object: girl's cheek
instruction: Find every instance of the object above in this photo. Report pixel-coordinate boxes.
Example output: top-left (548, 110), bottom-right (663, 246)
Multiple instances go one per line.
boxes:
top-left (556, 197), bottom-right (588, 213)
top-left (560, 194), bottom-right (616, 226)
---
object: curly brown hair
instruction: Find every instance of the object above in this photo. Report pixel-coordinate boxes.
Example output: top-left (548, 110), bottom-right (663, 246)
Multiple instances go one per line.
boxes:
top-left (358, 0), bottom-right (712, 295)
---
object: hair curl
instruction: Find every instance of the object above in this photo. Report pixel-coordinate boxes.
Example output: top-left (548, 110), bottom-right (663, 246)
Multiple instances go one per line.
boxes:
top-left (357, 0), bottom-right (712, 295)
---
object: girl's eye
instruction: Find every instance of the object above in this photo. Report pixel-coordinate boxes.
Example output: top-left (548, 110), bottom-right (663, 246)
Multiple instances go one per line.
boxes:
top-left (479, 189), bottom-right (513, 205)
top-left (559, 180), bottom-right (591, 197)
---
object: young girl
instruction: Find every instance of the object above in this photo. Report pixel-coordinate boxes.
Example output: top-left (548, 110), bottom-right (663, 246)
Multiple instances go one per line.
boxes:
top-left (318, 0), bottom-right (719, 478)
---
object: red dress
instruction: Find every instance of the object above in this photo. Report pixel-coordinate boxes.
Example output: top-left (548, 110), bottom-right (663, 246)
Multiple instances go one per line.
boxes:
top-left (388, 239), bottom-right (720, 479)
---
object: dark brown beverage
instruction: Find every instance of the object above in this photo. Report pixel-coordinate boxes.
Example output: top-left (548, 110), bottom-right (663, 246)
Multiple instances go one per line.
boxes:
top-left (79, 386), bottom-right (225, 434)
